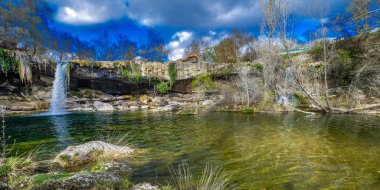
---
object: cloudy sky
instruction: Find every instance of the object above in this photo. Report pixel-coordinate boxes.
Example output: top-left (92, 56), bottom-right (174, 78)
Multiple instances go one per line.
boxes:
top-left (46, 0), bottom-right (353, 59)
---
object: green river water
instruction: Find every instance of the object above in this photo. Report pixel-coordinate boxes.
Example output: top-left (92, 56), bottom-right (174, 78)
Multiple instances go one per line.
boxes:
top-left (5, 112), bottom-right (380, 189)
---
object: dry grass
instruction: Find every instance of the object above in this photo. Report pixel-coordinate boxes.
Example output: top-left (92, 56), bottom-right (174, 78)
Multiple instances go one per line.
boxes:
top-left (169, 162), bottom-right (232, 190)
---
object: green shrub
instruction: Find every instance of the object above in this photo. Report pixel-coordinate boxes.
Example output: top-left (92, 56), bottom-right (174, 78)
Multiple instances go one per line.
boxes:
top-left (120, 62), bottom-right (142, 81)
top-left (249, 63), bottom-right (263, 73)
top-left (309, 42), bottom-right (324, 61)
top-left (243, 108), bottom-right (254, 113)
top-left (168, 62), bottom-right (177, 87)
top-left (156, 81), bottom-right (170, 94)
top-left (191, 74), bottom-right (216, 92)
top-left (0, 48), bottom-right (16, 75)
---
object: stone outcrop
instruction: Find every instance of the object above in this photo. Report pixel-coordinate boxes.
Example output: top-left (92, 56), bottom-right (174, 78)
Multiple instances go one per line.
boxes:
top-left (93, 101), bottom-right (114, 111)
top-left (53, 141), bottom-right (134, 169)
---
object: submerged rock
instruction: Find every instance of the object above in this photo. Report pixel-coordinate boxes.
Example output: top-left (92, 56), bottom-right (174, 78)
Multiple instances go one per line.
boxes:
top-left (151, 104), bottom-right (181, 112)
top-left (53, 141), bottom-right (134, 169)
top-left (131, 183), bottom-right (159, 190)
top-left (93, 101), bottom-right (114, 111)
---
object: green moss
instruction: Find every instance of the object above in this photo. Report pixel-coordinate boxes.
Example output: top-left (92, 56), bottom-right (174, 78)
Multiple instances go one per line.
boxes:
top-left (32, 173), bottom-right (73, 186)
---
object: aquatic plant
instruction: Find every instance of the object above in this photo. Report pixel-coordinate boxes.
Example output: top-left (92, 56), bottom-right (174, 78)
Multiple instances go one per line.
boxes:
top-left (169, 162), bottom-right (231, 190)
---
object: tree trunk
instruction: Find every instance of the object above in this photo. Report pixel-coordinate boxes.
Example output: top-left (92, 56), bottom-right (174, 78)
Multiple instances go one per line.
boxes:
top-left (323, 40), bottom-right (331, 111)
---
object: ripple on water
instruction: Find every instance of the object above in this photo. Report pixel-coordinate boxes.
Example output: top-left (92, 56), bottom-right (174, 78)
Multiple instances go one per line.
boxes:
top-left (5, 112), bottom-right (380, 189)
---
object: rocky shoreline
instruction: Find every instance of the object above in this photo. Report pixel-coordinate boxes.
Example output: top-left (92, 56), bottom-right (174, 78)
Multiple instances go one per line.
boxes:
top-left (1, 140), bottom-right (166, 190)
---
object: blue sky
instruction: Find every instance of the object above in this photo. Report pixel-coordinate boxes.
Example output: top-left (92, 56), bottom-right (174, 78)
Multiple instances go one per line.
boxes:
top-left (46, 0), bottom-right (354, 43)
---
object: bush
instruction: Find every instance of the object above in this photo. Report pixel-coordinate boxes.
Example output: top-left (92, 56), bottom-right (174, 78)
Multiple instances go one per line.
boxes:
top-left (0, 48), bottom-right (16, 75)
top-left (243, 108), bottom-right (254, 113)
top-left (156, 81), bottom-right (170, 94)
top-left (309, 42), bottom-right (324, 61)
top-left (168, 62), bottom-right (177, 87)
top-left (120, 62), bottom-right (142, 81)
top-left (191, 74), bottom-right (216, 92)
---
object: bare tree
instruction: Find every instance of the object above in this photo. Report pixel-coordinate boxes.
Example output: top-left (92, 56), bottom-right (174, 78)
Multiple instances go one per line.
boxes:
top-left (349, 0), bottom-right (371, 35)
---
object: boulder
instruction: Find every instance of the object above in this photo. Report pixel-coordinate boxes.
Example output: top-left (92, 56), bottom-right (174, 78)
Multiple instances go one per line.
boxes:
top-left (139, 95), bottom-right (151, 105)
top-left (10, 105), bottom-right (36, 111)
top-left (131, 183), bottom-right (159, 190)
top-left (53, 141), bottom-right (134, 169)
top-left (43, 172), bottom-right (121, 190)
top-left (150, 97), bottom-right (168, 106)
top-left (93, 101), bottom-right (114, 111)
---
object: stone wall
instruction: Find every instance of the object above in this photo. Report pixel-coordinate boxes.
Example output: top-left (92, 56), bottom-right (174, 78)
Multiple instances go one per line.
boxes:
top-left (70, 60), bottom-right (244, 81)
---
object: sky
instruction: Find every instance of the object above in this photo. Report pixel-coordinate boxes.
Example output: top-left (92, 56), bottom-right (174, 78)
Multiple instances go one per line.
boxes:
top-left (46, 0), bottom-right (354, 59)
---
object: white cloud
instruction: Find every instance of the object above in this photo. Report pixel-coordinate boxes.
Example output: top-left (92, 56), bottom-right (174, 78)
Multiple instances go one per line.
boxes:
top-left (49, 0), bottom-right (129, 25)
top-left (167, 31), bottom-right (194, 61)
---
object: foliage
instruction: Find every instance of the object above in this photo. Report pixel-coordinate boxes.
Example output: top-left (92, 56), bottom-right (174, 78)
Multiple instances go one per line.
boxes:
top-left (169, 162), bottom-right (231, 190)
top-left (248, 63), bottom-right (264, 74)
top-left (191, 74), bottom-right (216, 92)
top-left (156, 81), bottom-right (171, 94)
top-left (95, 131), bottom-right (131, 147)
top-left (120, 62), bottom-right (142, 82)
top-left (31, 173), bottom-right (73, 186)
top-left (0, 48), bottom-right (16, 75)
top-left (309, 42), bottom-right (324, 61)
top-left (168, 62), bottom-right (177, 87)
top-left (243, 108), bottom-right (254, 113)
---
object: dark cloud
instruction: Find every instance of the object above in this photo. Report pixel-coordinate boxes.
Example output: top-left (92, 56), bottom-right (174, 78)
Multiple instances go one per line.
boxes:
top-left (126, 0), bottom-right (351, 29)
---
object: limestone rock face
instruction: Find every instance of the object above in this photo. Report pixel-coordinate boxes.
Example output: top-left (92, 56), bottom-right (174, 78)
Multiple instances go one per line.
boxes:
top-left (53, 141), bottom-right (134, 169)
top-left (93, 101), bottom-right (114, 111)
top-left (150, 97), bottom-right (168, 106)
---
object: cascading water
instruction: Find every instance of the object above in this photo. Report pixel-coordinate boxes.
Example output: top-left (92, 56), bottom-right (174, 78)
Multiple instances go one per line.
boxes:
top-left (278, 67), bottom-right (295, 105)
top-left (49, 63), bottom-right (68, 114)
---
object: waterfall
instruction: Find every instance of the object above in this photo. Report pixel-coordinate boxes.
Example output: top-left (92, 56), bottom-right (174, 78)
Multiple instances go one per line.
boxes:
top-left (278, 67), bottom-right (295, 105)
top-left (49, 63), bottom-right (68, 114)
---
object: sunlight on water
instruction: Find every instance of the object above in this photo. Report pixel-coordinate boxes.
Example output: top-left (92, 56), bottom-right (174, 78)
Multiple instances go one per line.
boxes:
top-left (6, 112), bottom-right (380, 189)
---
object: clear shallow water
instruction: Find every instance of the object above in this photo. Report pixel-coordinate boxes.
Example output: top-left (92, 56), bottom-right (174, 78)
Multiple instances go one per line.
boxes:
top-left (5, 112), bottom-right (380, 189)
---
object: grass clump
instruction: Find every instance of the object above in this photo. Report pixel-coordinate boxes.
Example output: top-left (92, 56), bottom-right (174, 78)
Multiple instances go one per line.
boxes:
top-left (168, 162), bottom-right (231, 190)
top-left (243, 108), bottom-right (254, 114)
